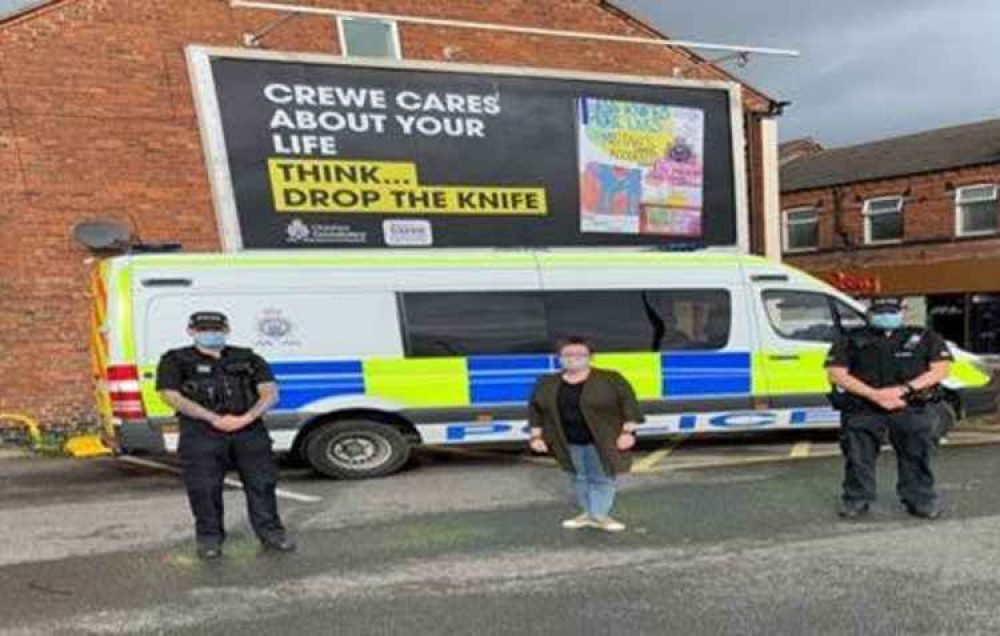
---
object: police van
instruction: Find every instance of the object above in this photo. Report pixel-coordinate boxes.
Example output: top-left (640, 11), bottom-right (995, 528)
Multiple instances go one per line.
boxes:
top-left (90, 250), bottom-right (998, 479)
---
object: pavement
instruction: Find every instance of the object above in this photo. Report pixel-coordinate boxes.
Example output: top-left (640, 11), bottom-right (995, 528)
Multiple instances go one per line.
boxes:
top-left (2, 426), bottom-right (1000, 634)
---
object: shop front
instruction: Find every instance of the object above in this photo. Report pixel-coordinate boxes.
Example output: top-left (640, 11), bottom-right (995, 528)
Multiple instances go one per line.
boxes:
top-left (815, 257), bottom-right (1000, 355)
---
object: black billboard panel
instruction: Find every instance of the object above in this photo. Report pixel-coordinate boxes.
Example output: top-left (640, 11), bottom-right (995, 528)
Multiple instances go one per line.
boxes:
top-left (189, 48), bottom-right (746, 250)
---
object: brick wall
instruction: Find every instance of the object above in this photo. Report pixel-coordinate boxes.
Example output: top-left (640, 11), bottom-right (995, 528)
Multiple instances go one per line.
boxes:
top-left (782, 163), bottom-right (1000, 272)
top-left (0, 0), bottom-right (770, 427)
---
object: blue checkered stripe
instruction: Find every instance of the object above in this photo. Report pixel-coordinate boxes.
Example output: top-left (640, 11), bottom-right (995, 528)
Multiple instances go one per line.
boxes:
top-left (268, 352), bottom-right (753, 409)
top-left (270, 361), bottom-right (365, 410)
top-left (662, 352), bottom-right (752, 398)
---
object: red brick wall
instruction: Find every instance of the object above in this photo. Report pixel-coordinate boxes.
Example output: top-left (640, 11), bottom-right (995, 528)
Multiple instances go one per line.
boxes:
top-left (782, 163), bottom-right (1000, 272)
top-left (0, 0), bottom-right (770, 427)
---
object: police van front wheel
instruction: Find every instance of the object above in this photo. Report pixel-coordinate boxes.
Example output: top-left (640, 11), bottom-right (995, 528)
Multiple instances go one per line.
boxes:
top-left (304, 420), bottom-right (411, 479)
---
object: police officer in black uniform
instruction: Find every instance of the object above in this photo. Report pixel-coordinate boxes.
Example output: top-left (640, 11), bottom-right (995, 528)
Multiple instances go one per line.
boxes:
top-left (826, 299), bottom-right (953, 520)
top-left (156, 311), bottom-right (295, 559)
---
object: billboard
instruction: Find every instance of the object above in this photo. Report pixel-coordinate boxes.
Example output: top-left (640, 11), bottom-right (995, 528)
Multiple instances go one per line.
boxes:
top-left (187, 46), bottom-right (747, 251)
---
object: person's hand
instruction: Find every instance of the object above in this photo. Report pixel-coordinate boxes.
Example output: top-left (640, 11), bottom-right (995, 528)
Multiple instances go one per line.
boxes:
top-left (616, 432), bottom-right (636, 451)
top-left (871, 388), bottom-right (907, 411)
top-left (529, 437), bottom-right (548, 454)
top-left (212, 415), bottom-right (247, 432)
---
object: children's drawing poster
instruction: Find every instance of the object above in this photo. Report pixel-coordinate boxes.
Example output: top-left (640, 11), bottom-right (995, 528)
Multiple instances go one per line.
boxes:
top-left (578, 97), bottom-right (705, 237)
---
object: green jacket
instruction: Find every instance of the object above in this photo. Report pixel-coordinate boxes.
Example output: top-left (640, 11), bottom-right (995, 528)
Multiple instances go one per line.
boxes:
top-left (528, 368), bottom-right (644, 476)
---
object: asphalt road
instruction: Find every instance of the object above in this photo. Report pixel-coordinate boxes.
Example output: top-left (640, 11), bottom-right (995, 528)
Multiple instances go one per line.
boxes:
top-left (3, 440), bottom-right (1000, 635)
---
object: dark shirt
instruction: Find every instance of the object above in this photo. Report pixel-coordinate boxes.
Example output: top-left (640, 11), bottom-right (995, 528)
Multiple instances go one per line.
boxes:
top-left (156, 346), bottom-right (275, 428)
top-left (558, 379), bottom-right (593, 445)
top-left (825, 327), bottom-right (953, 414)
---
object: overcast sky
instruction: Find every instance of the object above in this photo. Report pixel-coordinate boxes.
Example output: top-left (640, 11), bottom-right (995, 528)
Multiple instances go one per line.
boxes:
top-left (618, 0), bottom-right (1000, 148)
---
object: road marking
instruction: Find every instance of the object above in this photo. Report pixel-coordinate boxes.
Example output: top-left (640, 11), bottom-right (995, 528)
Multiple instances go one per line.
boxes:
top-left (789, 441), bottom-right (812, 458)
top-left (632, 439), bottom-right (683, 474)
top-left (116, 456), bottom-right (322, 503)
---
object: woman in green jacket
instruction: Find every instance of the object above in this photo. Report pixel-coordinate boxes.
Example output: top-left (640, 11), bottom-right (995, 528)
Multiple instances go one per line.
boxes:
top-left (528, 337), bottom-right (644, 532)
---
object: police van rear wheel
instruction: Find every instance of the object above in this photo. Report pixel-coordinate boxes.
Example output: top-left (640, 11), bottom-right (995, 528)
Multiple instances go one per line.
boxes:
top-left (305, 420), bottom-right (411, 479)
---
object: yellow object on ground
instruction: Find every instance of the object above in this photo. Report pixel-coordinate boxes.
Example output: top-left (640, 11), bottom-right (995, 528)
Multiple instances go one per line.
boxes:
top-left (63, 434), bottom-right (113, 458)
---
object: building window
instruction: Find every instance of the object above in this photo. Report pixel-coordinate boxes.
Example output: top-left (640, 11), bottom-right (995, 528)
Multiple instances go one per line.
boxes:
top-left (782, 208), bottom-right (819, 252)
top-left (337, 17), bottom-right (401, 59)
top-left (863, 196), bottom-right (904, 244)
top-left (956, 184), bottom-right (999, 237)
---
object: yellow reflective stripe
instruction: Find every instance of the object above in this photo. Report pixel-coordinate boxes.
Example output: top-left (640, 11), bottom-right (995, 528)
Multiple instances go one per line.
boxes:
top-left (950, 359), bottom-right (991, 388)
top-left (751, 353), bottom-right (769, 396)
top-left (89, 265), bottom-right (113, 427)
top-left (593, 353), bottom-right (661, 399)
top-left (756, 349), bottom-right (831, 394)
top-left (140, 364), bottom-right (173, 417)
top-left (115, 265), bottom-right (137, 362)
top-left (363, 357), bottom-right (470, 407)
top-left (123, 251), bottom-right (763, 271)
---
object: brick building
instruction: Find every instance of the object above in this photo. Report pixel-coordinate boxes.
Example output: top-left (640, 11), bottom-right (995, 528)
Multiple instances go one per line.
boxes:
top-left (1, 0), bottom-right (781, 428)
top-left (780, 119), bottom-right (1000, 355)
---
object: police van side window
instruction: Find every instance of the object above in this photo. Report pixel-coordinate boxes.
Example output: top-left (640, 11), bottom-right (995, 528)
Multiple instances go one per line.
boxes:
top-left (833, 299), bottom-right (868, 330)
top-left (763, 291), bottom-right (837, 343)
top-left (645, 290), bottom-right (731, 350)
top-left (544, 291), bottom-right (656, 352)
top-left (545, 289), bottom-right (731, 352)
top-left (400, 292), bottom-right (548, 356)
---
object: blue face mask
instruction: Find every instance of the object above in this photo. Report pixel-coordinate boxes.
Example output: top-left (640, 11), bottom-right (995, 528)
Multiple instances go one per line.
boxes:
top-left (870, 312), bottom-right (904, 330)
top-left (194, 331), bottom-right (227, 350)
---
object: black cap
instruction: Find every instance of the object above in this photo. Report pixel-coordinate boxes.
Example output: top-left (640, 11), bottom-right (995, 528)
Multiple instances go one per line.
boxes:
top-left (868, 299), bottom-right (903, 314)
top-left (188, 311), bottom-right (229, 330)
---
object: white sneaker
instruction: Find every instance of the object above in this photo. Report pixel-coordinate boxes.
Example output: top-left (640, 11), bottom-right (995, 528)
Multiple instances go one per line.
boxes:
top-left (561, 514), bottom-right (594, 529)
top-left (593, 516), bottom-right (626, 533)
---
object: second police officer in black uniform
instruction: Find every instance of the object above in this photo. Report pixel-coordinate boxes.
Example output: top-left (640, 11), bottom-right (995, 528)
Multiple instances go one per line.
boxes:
top-left (156, 311), bottom-right (295, 560)
top-left (826, 299), bottom-right (953, 520)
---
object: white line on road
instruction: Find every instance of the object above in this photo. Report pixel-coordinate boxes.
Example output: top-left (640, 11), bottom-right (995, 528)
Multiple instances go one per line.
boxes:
top-left (116, 456), bottom-right (322, 503)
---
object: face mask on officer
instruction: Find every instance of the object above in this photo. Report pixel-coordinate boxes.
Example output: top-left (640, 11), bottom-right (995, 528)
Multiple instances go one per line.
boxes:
top-left (193, 331), bottom-right (228, 350)
top-left (869, 310), bottom-right (904, 331)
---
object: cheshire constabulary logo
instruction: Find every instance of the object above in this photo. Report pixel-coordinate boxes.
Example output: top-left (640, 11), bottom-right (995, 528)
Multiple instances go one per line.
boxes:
top-left (286, 219), bottom-right (310, 243)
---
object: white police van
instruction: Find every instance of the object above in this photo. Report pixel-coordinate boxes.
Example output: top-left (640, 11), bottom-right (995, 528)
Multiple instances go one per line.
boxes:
top-left (90, 250), bottom-right (997, 478)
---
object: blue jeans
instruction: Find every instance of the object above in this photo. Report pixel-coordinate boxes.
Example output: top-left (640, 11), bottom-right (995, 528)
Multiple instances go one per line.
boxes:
top-left (568, 444), bottom-right (618, 518)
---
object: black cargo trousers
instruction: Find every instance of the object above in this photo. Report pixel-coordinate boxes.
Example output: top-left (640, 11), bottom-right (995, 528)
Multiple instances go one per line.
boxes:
top-left (840, 406), bottom-right (937, 508)
top-left (178, 421), bottom-right (285, 548)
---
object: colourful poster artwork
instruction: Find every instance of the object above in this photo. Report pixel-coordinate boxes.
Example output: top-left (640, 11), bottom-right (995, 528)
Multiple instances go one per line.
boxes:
top-left (578, 97), bottom-right (705, 237)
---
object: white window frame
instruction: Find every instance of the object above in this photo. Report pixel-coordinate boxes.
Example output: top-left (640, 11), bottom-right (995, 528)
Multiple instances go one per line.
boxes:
top-left (955, 183), bottom-right (999, 238)
top-left (862, 196), bottom-right (904, 245)
top-left (336, 16), bottom-right (402, 59)
top-left (782, 207), bottom-right (820, 253)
